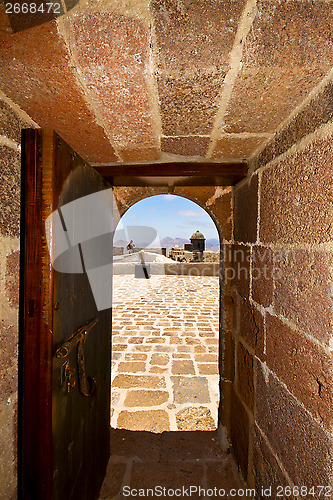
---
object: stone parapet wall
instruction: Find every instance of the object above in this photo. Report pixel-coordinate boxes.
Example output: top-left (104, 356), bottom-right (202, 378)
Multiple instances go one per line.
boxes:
top-left (113, 262), bottom-right (220, 277)
top-left (222, 77), bottom-right (333, 493)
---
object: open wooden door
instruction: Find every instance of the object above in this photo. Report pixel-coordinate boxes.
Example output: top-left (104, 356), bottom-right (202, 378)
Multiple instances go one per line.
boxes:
top-left (20, 129), bottom-right (112, 500)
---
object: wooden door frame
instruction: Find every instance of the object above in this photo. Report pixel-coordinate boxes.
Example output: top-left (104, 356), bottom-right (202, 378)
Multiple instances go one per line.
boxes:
top-left (18, 129), bottom-right (247, 499)
top-left (19, 129), bottom-right (54, 499)
top-left (19, 129), bottom-right (114, 500)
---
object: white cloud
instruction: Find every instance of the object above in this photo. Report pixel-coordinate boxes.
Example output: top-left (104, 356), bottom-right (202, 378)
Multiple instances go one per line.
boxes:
top-left (184, 219), bottom-right (212, 227)
top-left (178, 210), bottom-right (204, 217)
top-left (163, 194), bottom-right (177, 201)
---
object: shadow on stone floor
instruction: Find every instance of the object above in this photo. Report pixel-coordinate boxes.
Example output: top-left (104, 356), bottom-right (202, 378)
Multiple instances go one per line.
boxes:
top-left (99, 428), bottom-right (245, 500)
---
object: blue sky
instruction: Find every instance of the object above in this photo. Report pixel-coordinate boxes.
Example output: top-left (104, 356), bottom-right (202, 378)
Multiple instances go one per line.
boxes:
top-left (114, 194), bottom-right (219, 243)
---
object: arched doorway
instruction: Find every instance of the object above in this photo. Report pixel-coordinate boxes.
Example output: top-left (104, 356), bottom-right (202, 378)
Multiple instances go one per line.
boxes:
top-left (110, 194), bottom-right (221, 432)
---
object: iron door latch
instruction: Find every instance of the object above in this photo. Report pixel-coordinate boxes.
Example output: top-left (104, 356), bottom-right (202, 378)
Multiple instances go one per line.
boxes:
top-left (55, 318), bottom-right (98, 397)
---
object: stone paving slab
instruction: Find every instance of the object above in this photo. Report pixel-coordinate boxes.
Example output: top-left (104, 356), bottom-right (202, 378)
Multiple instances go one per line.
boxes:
top-left (99, 429), bottom-right (245, 500)
top-left (111, 275), bottom-right (220, 432)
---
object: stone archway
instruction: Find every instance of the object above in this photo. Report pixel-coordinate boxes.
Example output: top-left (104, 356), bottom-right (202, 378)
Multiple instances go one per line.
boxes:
top-left (111, 186), bottom-right (234, 433)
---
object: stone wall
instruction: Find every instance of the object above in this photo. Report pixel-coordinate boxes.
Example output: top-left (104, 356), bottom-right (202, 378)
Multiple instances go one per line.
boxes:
top-left (223, 78), bottom-right (333, 494)
top-left (0, 95), bottom-right (35, 498)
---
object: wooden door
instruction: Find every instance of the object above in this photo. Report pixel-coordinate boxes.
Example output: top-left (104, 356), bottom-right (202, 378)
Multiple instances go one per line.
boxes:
top-left (20, 129), bottom-right (112, 500)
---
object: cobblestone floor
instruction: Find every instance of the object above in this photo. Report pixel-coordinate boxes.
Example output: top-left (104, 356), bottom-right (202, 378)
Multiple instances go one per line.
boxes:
top-left (111, 275), bottom-right (220, 432)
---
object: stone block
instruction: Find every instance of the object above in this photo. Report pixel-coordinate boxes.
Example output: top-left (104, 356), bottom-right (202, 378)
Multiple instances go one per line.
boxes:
top-left (255, 359), bottom-right (333, 488)
top-left (130, 461), bottom-right (203, 497)
top-left (112, 374), bottom-right (166, 389)
top-left (251, 246), bottom-right (273, 308)
top-left (223, 244), bottom-right (251, 298)
top-left (260, 136), bottom-right (333, 245)
top-left (5, 250), bottom-right (19, 309)
top-left (152, 0), bottom-right (245, 73)
top-left (274, 249), bottom-right (333, 345)
top-left (124, 353), bottom-right (147, 361)
top-left (124, 390), bottom-right (169, 408)
top-left (0, 100), bottom-right (26, 143)
top-left (0, 21), bottom-right (117, 163)
top-left (221, 330), bottom-right (235, 382)
top-left (209, 190), bottom-right (233, 242)
top-left (171, 376), bottom-right (210, 404)
top-left (234, 175), bottom-right (258, 244)
top-left (266, 313), bottom-right (333, 432)
top-left (224, 66), bottom-right (326, 135)
top-left (150, 353), bottom-right (169, 366)
top-left (0, 147), bottom-right (20, 238)
top-left (0, 324), bottom-right (17, 404)
top-left (237, 297), bottom-right (265, 360)
top-left (212, 136), bottom-right (265, 160)
top-left (0, 401), bottom-right (17, 498)
top-left (230, 389), bottom-right (249, 480)
top-left (253, 80), bottom-right (333, 171)
top-left (253, 425), bottom-right (293, 500)
top-left (161, 429), bottom-right (222, 461)
top-left (195, 354), bottom-right (218, 363)
top-left (99, 462), bottom-right (126, 499)
top-left (236, 342), bottom-right (254, 410)
top-left (118, 362), bottom-right (146, 373)
top-left (69, 12), bottom-right (159, 154)
top-left (109, 427), bottom-right (161, 461)
top-left (197, 363), bottom-right (218, 375)
top-left (206, 459), bottom-right (245, 497)
top-left (171, 360), bottom-right (195, 375)
top-left (161, 136), bottom-right (210, 157)
top-left (117, 410), bottom-right (170, 433)
top-left (176, 406), bottom-right (215, 431)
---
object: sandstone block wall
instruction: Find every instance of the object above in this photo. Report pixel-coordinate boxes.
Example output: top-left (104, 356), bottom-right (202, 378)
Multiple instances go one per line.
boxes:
top-left (223, 78), bottom-right (333, 494)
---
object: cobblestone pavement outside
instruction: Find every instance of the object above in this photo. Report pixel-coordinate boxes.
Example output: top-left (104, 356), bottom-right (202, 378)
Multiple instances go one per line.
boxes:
top-left (111, 275), bottom-right (220, 432)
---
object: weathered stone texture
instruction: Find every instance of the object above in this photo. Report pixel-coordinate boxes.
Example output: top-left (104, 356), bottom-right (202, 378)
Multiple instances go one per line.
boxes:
top-left (176, 406), bottom-right (215, 431)
top-left (255, 360), bottom-right (333, 488)
top-left (260, 136), bottom-right (333, 245)
top-left (237, 297), bottom-right (265, 360)
top-left (223, 244), bottom-right (251, 298)
top-left (266, 313), bottom-right (333, 432)
top-left (253, 80), bottom-right (333, 171)
top-left (212, 136), bottom-right (266, 160)
top-left (234, 175), bottom-right (258, 243)
top-left (0, 402), bottom-right (17, 499)
top-left (117, 410), bottom-right (170, 432)
top-left (161, 136), bottom-right (210, 157)
top-left (0, 324), bottom-right (18, 405)
top-left (152, 0), bottom-right (245, 73)
top-left (99, 462), bottom-right (126, 499)
top-left (0, 100), bottom-right (27, 143)
top-left (0, 147), bottom-right (20, 238)
top-left (251, 246), bottom-right (273, 308)
top-left (236, 342), bottom-right (254, 410)
top-left (68, 12), bottom-right (159, 154)
top-left (5, 250), bottom-right (20, 308)
top-left (253, 425), bottom-right (293, 500)
top-left (223, 0), bottom-right (332, 134)
top-left (230, 389), bottom-right (249, 480)
top-left (0, 21), bottom-right (117, 163)
top-left (124, 390), bottom-right (169, 408)
top-left (274, 249), bottom-right (333, 345)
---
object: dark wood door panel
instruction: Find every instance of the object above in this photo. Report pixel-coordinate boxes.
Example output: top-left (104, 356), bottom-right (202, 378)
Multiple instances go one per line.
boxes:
top-left (21, 129), bottom-right (112, 500)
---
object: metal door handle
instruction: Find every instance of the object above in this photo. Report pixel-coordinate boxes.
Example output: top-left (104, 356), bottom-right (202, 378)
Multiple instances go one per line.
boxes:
top-left (55, 318), bottom-right (98, 397)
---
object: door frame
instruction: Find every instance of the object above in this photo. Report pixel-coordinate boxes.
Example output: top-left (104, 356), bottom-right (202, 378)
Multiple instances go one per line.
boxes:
top-left (18, 129), bottom-right (247, 498)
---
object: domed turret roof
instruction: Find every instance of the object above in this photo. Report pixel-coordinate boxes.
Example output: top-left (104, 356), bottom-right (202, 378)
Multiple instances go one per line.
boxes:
top-left (190, 230), bottom-right (205, 240)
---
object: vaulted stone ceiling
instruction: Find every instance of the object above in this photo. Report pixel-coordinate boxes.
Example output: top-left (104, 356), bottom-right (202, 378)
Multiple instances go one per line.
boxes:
top-left (0, 0), bottom-right (332, 165)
